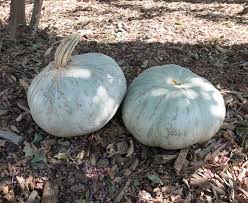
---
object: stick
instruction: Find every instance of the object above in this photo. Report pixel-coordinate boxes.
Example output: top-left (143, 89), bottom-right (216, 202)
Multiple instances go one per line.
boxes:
top-left (0, 130), bottom-right (24, 145)
top-left (114, 179), bottom-right (131, 203)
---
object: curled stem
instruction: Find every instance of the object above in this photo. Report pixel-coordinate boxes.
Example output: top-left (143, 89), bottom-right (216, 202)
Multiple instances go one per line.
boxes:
top-left (54, 33), bottom-right (80, 69)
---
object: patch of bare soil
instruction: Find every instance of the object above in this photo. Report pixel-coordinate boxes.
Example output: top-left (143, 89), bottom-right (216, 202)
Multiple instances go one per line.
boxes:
top-left (0, 0), bottom-right (248, 202)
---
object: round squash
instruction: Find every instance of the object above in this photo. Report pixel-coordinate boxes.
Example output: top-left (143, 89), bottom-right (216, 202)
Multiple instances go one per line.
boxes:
top-left (122, 64), bottom-right (225, 149)
top-left (27, 34), bottom-right (127, 137)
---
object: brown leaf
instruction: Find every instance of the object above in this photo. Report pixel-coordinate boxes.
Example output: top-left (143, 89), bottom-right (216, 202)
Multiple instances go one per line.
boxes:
top-left (108, 164), bottom-right (117, 179)
top-left (174, 148), bottom-right (189, 174)
top-left (210, 183), bottom-right (226, 195)
top-left (153, 153), bottom-right (178, 165)
top-left (16, 176), bottom-right (27, 192)
top-left (189, 173), bottom-right (208, 187)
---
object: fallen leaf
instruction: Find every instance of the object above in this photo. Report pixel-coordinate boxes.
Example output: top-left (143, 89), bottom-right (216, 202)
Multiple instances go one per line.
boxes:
top-left (174, 148), bottom-right (189, 174)
top-left (44, 46), bottom-right (53, 56)
top-left (10, 125), bottom-right (20, 133)
top-left (221, 122), bottom-right (236, 131)
top-left (32, 133), bottom-right (43, 144)
top-left (31, 149), bottom-right (47, 163)
top-left (189, 173), bottom-right (208, 187)
top-left (16, 176), bottom-right (26, 191)
top-left (108, 164), bottom-right (117, 179)
top-left (54, 152), bottom-right (70, 162)
top-left (147, 174), bottom-right (163, 185)
top-left (222, 130), bottom-right (239, 147)
top-left (23, 145), bottom-right (34, 157)
top-left (2, 185), bottom-right (9, 194)
top-left (124, 169), bottom-right (132, 176)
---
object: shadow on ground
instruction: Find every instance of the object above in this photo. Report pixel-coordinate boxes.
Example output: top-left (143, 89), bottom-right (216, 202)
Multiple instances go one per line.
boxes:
top-left (0, 22), bottom-right (248, 202)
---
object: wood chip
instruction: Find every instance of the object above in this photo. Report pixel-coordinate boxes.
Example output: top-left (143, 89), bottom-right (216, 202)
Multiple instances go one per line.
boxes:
top-left (129, 158), bottom-right (139, 171)
top-left (223, 130), bottom-right (239, 147)
top-left (126, 140), bottom-right (134, 157)
top-left (221, 122), bottom-right (236, 131)
top-left (10, 125), bottom-right (20, 133)
top-left (153, 153), bottom-right (178, 165)
top-left (189, 173), bottom-right (208, 187)
top-left (113, 179), bottom-right (131, 203)
top-left (42, 180), bottom-right (59, 203)
top-left (117, 141), bottom-right (129, 155)
top-left (174, 148), bottom-right (189, 174)
top-left (0, 139), bottom-right (6, 147)
top-left (17, 101), bottom-right (30, 113)
top-left (19, 78), bottom-right (29, 91)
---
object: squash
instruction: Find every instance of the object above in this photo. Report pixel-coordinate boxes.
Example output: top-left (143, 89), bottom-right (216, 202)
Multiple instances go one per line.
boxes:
top-left (27, 34), bottom-right (127, 137)
top-left (122, 64), bottom-right (225, 149)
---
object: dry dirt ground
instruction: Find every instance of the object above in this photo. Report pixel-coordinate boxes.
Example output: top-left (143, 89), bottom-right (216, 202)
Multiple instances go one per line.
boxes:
top-left (0, 0), bottom-right (248, 202)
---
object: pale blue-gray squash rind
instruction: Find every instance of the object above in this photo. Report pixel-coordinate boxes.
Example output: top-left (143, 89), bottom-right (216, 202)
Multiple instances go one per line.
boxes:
top-left (122, 64), bottom-right (226, 150)
top-left (28, 53), bottom-right (127, 137)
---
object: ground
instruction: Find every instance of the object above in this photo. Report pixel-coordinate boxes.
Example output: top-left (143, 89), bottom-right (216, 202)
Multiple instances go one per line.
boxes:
top-left (0, 0), bottom-right (248, 202)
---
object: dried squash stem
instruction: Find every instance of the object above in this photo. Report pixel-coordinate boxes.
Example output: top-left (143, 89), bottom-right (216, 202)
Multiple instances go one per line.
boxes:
top-left (54, 33), bottom-right (80, 69)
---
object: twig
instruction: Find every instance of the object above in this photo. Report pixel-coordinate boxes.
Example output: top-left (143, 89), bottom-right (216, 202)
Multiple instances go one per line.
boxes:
top-left (114, 179), bottom-right (131, 203)
top-left (0, 130), bottom-right (24, 145)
